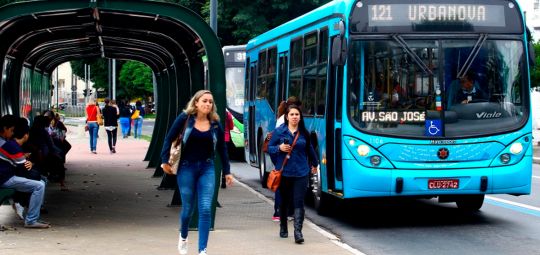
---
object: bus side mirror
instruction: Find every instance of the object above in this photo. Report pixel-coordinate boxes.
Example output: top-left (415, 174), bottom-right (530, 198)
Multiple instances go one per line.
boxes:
top-left (331, 36), bottom-right (347, 66)
top-left (528, 41), bottom-right (536, 67)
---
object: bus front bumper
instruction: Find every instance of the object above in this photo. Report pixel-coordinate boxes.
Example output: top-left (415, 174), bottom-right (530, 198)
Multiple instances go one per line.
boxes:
top-left (341, 156), bottom-right (532, 198)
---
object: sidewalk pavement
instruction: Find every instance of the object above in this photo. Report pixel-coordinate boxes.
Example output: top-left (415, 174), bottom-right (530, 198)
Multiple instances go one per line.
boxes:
top-left (534, 145), bottom-right (540, 164)
top-left (0, 124), bottom-right (357, 255)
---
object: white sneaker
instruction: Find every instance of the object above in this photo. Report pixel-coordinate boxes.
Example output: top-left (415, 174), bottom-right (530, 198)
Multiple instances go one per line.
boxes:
top-left (12, 202), bottom-right (25, 220)
top-left (178, 237), bottom-right (188, 255)
top-left (199, 248), bottom-right (208, 255)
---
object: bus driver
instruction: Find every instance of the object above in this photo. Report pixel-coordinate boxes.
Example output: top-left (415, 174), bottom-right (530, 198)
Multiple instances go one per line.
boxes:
top-left (452, 71), bottom-right (488, 105)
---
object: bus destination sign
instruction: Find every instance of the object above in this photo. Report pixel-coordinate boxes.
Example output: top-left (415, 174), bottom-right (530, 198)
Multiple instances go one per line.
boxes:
top-left (368, 4), bottom-right (506, 28)
top-left (361, 111), bottom-right (426, 123)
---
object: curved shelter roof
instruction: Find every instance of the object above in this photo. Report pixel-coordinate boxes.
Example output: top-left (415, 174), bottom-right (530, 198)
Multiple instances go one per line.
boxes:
top-left (0, 0), bottom-right (225, 172)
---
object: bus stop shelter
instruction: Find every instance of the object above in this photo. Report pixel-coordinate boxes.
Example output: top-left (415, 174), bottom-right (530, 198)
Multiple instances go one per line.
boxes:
top-left (0, 0), bottom-right (226, 228)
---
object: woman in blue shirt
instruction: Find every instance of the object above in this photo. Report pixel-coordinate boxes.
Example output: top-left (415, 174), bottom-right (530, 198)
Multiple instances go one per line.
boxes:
top-left (160, 90), bottom-right (233, 255)
top-left (268, 104), bottom-right (319, 244)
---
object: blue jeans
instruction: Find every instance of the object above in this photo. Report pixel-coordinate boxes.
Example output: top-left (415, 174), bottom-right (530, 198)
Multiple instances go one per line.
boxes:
top-left (119, 117), bottom-right (130, 137)
top-left (133, 117), bottom-right (143, 138)
top-left (177, 159), bottom-right (215, 253)
top-left (88, 122), bottom-right (99, 151)
top-left (1, 176), bottom-right (46, 224)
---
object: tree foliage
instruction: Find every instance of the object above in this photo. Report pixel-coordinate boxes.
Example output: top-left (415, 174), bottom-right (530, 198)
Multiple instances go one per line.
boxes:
top-left (118, 60), bottom-right (153, 100)
top-left (530, 42), bottom-right (540, 88)
top-left (70, 58), bottom-right (109, 91)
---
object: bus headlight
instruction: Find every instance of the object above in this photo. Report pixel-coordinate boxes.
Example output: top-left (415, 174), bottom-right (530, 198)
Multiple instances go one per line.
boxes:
top-left (370, 155), bottom-right (382, 166)
top-left (500, 153), bottom-right (511, 164)
top-left (509, 142), bottom-right (523, 155)
top-left (357, 145), bottom-right (370, 157)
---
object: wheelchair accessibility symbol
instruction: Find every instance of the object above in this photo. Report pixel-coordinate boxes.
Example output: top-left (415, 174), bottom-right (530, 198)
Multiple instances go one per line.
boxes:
top-left (425, 120), bottom-right (442, 137)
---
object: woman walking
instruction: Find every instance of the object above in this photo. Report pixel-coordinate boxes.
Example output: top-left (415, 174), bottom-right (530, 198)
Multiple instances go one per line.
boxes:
top-left (160, 90), bottom-right (234, 255)
top-left (85, 100), bottom-right (101, 154)
top-left (102, 99), bottom-right (119, 153)
top-left (268, 104), bottom-right (319, 244)
top-left (132, 100), bottom-right (145, 139)
top-left (118, 101), bottom-right (132, 138)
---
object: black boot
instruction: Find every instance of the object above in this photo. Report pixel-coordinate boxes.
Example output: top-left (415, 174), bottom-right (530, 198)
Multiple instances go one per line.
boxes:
top-left (221, 175), bottom-right (227, 189)
top-left (293, 208), bottom-right (304, 244)
top-left (279, 205), bottom-right (288, 238)
top-left (280, 219), bottom-right (288, 238)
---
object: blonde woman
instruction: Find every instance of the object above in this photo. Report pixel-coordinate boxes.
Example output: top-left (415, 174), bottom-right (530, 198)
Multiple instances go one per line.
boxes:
top-left (160, 90), bottom-right (234, 255)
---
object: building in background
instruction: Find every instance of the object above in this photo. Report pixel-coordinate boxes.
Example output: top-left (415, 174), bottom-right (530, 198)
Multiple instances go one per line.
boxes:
top-left (521, 0), bottom-right (540, 40)
top-left (51, 62), bottom-right (94, 108)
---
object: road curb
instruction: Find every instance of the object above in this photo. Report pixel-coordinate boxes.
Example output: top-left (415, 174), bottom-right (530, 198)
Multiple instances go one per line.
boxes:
top-left (534, 157), bottom-right (540, 164)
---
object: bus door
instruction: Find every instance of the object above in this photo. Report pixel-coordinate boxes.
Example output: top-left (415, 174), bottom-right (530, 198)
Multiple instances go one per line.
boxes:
top-left (326, 36), bottom-right (344, 193)
top-left (248, 62), bottom-right (258, 164)
top-left (277, 52), bottom-right (289, 102)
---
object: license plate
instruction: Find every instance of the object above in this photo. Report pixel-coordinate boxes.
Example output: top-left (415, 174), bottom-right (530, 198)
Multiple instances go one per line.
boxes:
top-left (428, 179), bottom-right (459, 189)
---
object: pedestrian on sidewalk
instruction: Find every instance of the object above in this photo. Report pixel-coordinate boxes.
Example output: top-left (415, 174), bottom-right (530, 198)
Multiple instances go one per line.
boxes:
top-left (132, 100), bottom-right (145, 139)
top-left (267, 104), bottom-right (319, 244)
top-left (271, 97), bottom-right (300, 222)
top-left (118, 100), bottom-right (132, 139)
top-left (85, 100), bottom-right (101, 154)
top-left (221, 110), bottom-right (234, 189)
top-left (102, 99), bottom-right (119, 153)
top-left (160, 90), bottom-right (234, 255)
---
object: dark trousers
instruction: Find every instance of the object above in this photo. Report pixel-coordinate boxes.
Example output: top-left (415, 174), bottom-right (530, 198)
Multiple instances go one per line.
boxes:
top-left (278, 175), bottom-right (308, 218)
top-left (106, 128), bottom-right (118, 150)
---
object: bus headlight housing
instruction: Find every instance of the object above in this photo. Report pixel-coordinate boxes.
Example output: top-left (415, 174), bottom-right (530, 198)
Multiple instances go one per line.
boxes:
top-left (344, 136), bottom-right (394, 169)
top-left (490, 135), bottom-right (530, 167)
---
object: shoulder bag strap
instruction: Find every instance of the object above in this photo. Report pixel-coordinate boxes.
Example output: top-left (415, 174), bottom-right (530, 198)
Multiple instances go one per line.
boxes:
top-left (279, 131), bottom-right (300, 171)
top-left (175, 114), bottom-right (190, 144)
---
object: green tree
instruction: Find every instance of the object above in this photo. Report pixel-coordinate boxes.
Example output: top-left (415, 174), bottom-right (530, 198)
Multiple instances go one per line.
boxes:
top-left (70, 58), bottom-right (110, 92)
top-left (118, 60), bottom-right (153, 100)
top-left (216, 0), bottom-right (331, 45)
top-left (531, 42), bottom-right (540, 89)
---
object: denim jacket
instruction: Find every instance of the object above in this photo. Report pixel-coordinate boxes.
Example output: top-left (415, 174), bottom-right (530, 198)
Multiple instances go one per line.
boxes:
top-left (267, 125), bottom-right (319, 177)
top-left (160, 112), bottom-right (230, 175)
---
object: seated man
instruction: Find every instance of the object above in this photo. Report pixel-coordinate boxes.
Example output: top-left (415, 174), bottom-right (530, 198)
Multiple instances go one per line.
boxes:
top-left (452, 72), bottom-right (488, 105)
top-left (0, 115), bottom-right (50, 228)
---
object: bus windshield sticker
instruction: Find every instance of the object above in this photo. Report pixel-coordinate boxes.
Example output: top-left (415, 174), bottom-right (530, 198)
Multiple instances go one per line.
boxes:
top-left (361, 111), bottom-right (426, 123)
top-left (425, 119), bottom-right (443, 137)
top-left (368, 4), bottom-right (506, 28)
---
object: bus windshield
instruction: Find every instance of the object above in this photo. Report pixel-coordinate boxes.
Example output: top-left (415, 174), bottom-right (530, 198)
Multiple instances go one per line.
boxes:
top-left (348, 38), bottom-right (527, 138)
top-left (225, 67), bottom-right (245, 114)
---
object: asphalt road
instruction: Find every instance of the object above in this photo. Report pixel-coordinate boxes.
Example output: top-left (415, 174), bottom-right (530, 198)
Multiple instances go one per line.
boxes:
top-left (231, 161), bottom-right (540, 255)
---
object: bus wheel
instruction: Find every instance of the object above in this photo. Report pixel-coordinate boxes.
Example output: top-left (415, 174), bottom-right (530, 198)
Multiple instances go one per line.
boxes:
top-left (455, 195), bottom-right (485, 211)
top-left (312, 166), bottom-right (332, 215)
top-left (258, 145), bottom-right (270, 189)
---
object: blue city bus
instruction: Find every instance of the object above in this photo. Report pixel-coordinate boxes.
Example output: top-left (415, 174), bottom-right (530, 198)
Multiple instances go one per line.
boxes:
top-left (223, 45), bottom-right (246, 160)
top-left (244, 0), bottom-right (535, 213)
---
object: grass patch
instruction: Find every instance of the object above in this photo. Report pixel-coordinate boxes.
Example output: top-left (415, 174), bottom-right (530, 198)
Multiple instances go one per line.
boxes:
top-left (140, 134), bottom-right (152, 142)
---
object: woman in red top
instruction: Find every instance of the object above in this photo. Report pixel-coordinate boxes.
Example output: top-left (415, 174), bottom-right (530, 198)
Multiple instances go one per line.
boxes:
top-left (85, 100), bottom-right (101, 154)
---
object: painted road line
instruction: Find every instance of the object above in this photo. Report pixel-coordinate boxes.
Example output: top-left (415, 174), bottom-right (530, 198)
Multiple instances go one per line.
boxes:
top-left (533, 176), bottom-right (540, 180)
top-left (485, 196), bottom-right (540, 217)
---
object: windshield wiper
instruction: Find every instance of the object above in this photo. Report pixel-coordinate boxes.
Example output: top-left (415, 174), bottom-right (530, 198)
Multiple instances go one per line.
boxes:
top-left (392, 35), bottom-right (433, 76)
top-left (457, 34), bottom-right (488, 78)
